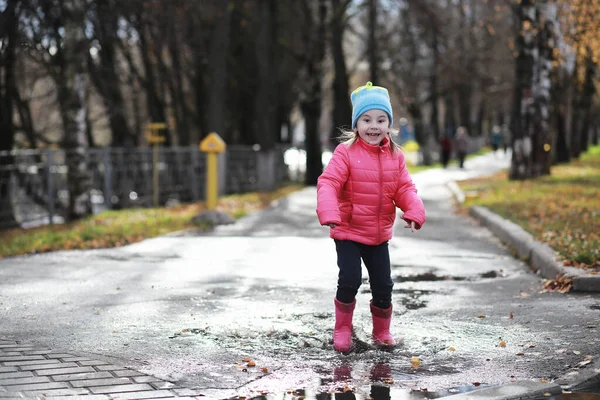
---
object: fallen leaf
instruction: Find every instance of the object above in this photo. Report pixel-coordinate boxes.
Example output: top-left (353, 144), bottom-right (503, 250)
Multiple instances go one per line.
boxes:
top-left (578, 360), bottom-right (592, 367)
top-left (517, 352), bottom-right (525, 356)
top-left (499, 340), bottom-right (506, 347)
top-left (411, 356), bottom-right (421, 369)
top-left (541, 378), bottom-right (549, 383)
top-left (448, 347), bottom-right (456, 351)
top-left (261, 367), bottom-right (269, 373)
top-left (242, 357), bottom-right (251, 362)
top-left (472, 382), bottom-right (481, 386)
top-left (573, 350), bottom-right (581, 355)
top-left (247, 361), bottom-right (256, 367)
top-left (544, 393), bottom-right (552, 397)
top-left (510, 312), bottom-right (514, 319)
top-left (477, 314), bottom-right (486, 318)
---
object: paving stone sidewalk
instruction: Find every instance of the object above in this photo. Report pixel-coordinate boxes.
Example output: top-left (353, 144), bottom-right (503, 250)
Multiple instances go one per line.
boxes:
top-left (0, 339), bottom-right (206, 399)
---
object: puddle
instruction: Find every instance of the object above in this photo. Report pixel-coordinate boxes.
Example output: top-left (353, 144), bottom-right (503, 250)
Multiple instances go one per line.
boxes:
top-left (236, 387), bottom-right (600, 400)
top-left (391, 288), bottom-right (432, 310)
top-left (236, 384), bottom-right (489, 399)
top-left (394, 272), bottom-right (464, 282)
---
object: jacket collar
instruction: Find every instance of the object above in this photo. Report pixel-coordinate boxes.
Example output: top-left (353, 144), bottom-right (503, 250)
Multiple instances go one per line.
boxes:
top-left (357, 135), bottom-right (389, 153)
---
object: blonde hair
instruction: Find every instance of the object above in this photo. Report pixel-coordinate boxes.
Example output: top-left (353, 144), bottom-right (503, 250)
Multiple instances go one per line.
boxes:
top-left (337, 127), bottom-right (402, 152)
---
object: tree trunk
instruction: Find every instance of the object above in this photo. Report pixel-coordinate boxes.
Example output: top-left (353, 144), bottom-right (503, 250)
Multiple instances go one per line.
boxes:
top-left (205, 0), bottom-right (231, 143)
top-left (253, 0), bottom-right (278, 150)
top-left (444, 91), bottom-right (456, 136)
top-left (0, 0), bottom-right (19, 228)
top-left (530, 2), bottom-right (554, 177)
top-left (429, 28), bottom-right (440, 141)
top-left (551, 68), bottom-right (569, 164)
top-left (302, 0), bottom-right (327, 185)
top-left (59, 0), bottom-right (92, 220)
top-left (89, 0), bottom-right (135, 147)
top-left (329, 0), bottom-right (352, 149)
top-left (578, 57), bottom-right (595, 154)
top-left (457, 0), bottom-right (472, 134)
top-left (139, 23), bottom-right (169, 145)
top-left (167, 22), bottom-right (191, 146)
top-left (368, 0), bottom-right (379, 84)
top-left (14, 92), bottom-right (38, 149)
top-left (510, 0), bottom-right (537, 180)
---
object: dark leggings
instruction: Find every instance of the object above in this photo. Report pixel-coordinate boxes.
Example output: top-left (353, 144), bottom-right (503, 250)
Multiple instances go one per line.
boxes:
top-left (334, 239), bottom-right (393, 309)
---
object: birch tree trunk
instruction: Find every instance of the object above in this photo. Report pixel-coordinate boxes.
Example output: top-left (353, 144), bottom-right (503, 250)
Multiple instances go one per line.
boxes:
top-left (510, 0), bottom-right (555, 179)
top-left (60, 0), bottom-right (92, 220)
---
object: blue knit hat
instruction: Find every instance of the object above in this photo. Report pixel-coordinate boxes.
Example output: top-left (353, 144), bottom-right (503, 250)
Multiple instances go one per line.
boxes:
top-left (351, 81), bottom-right (393, 129)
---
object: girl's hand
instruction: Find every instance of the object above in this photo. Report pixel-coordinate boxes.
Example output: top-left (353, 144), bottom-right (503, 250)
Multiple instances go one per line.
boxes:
top-left (324, 223), bottom-right (337, 229)
top-left (403, 219), bottom-right (416, 233)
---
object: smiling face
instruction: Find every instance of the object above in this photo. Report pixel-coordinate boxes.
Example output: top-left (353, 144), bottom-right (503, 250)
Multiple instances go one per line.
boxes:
top-left (355, 109), bottom-right (390, 146)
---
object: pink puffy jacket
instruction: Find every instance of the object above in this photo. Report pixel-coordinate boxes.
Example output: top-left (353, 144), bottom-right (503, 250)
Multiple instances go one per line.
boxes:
top-left (317, 137), bottom-right (426, 245)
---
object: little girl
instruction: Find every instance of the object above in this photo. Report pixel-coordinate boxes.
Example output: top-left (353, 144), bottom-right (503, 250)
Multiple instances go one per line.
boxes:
top-left (316, 81), bottom-right (426, 352)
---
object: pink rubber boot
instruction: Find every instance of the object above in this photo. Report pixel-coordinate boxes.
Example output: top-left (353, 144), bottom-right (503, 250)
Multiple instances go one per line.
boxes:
top-left (370, 302), bottom-right (396, 346)
top-left (333, 298), bottom-right (356, 352)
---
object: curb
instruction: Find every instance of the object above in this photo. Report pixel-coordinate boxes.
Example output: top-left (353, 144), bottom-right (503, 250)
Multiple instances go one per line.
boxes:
top-left (445, 181), bottom-right (599, 293)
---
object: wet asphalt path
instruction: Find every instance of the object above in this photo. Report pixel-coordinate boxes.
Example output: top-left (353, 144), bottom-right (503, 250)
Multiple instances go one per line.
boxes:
top-left (1, 152), bottom-right (599, 399)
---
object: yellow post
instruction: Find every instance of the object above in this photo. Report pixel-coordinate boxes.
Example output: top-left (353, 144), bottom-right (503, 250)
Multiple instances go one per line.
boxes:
top-left (146, 123), bottom-right (166, 207)
top-left (199, 132), bottom-right (226, 210)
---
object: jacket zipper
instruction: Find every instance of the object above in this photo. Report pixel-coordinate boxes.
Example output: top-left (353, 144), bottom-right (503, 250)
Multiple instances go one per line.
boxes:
top-left (377, 148), bottom-right (383, 244)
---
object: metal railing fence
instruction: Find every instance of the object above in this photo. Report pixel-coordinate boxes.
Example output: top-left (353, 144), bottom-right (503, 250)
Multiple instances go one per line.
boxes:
top-left (0, 145), bottom-right (295, 229)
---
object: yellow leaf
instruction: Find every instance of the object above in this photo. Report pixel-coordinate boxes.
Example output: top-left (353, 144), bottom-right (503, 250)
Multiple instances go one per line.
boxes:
top-left (477, 314), bottom-right (486, 318)
top-left (411, 356), bottom-right (421, 369)
top-left (499, 340), bottom-right (507, 347)
top-left (448, 347), bottom-right (456, 351)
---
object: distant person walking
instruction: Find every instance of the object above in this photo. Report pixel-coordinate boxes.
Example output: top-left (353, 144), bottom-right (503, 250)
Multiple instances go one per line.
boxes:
top-left (501, 124), bottom-right (511, 155)
top-left (440, 134), bottom-right (452, 168)
top-left (491, 125), bottom-right (502, 155)
top-left (316, 81), bottom-right (426, 352)
top-left (455, 126), bottom-right (469, 168)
